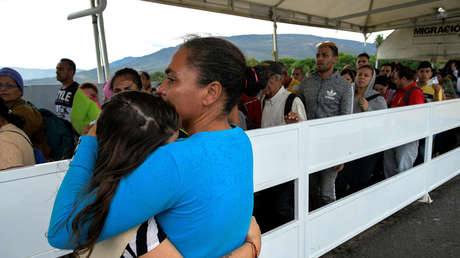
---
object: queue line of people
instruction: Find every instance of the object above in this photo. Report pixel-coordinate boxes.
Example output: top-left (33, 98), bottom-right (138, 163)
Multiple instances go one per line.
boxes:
top-left (239, 43), bottom-right (459, 211)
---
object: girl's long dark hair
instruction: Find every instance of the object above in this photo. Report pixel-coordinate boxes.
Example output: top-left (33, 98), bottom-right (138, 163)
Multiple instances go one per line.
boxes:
top-left (69, 91), bottom-right (179, 257)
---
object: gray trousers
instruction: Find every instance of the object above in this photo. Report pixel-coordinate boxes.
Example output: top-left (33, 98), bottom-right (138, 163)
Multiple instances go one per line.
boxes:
top-left (383, 140), bottom-right (419, 178)
top-left (309, 168), bottom-right (338, 209)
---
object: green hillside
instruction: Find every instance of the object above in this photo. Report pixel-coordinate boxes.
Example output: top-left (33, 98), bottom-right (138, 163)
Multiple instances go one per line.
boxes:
top-left (25, 34), bottom-right (375, 85)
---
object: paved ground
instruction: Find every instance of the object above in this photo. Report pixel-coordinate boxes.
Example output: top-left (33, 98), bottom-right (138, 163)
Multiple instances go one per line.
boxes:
top-left (323, 174), bottom-right (460, 258)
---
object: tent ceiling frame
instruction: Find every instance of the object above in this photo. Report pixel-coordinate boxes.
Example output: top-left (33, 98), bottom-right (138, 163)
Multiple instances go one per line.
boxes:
top-left (370, 7), bottom-right (460, 31)
top-left (332, 0), bottom-right (441, 21)
top-left (143, 0), bottom-right (362, 32)
top-left (363, 0), bottom-right (375, 35)
top-left (142, 0), bottom-right (460, 33)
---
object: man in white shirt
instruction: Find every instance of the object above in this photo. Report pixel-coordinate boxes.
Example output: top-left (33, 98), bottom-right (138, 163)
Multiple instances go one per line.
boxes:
top-left (258, 61), bottom-right (307, 227)
top-left (261, 61), bottom-right (307, 128)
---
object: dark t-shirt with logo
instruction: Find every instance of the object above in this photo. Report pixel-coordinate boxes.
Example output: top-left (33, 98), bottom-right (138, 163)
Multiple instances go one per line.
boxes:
top-left (55, 82), bottom-right (79, 122)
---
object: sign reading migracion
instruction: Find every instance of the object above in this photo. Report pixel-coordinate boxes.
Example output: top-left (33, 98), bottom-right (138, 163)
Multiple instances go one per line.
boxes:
top-left (413, 23), bottom-right (460, 37)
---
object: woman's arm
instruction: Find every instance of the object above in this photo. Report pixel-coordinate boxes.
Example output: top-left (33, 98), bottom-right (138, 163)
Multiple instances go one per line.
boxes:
top-left (222, 217), bottom-right (261, 258)
top-left (47, 136), bottom-right (98, 248)
top-left (47, 135), bottom-right (182, 248)
top-left (141, 217), bottom-right (261, 258)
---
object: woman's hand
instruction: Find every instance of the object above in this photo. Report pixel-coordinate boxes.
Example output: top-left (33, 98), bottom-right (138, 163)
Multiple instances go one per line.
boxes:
top-left (87, 121), bottom-right (97, 137)
top-left (284, 111), bottom-right (300, 124)
top-left (81, 124), bottom-right (91, 135)
top-left (219, 217), bottom-right (261, 258)
top-left (433, 84), bottom-right (442, 101)
top-left (359, 97), bottom-right (369, 111)
top-left (246, 216), bottom-right (261, 254)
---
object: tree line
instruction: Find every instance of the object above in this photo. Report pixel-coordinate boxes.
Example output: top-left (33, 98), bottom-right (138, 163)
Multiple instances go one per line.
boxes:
top-left (150, 53), bottom-right (440, 82)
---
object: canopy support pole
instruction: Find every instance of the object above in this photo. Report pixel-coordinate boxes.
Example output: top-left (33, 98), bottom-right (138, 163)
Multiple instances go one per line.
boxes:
top-left (272, 9), bottom-right (279, 62)
top-left (68, 0), bottom-right (109, 83)
top-left (98, 12), bottom-right (110, 81)
top-left (90, 0), bottom-right (103, 83)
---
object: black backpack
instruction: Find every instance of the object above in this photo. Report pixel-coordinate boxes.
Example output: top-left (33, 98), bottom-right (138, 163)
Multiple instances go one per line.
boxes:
top-left (283, 93), bottom-right (306, 116)
top-left (263, 93), bottom-right (306, 116)
top-left (17, 101), bottom-right (79, 160)
top-left (38, 109), bottom-right (79, 160)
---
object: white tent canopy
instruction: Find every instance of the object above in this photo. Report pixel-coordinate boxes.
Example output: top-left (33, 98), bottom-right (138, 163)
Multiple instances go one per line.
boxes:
top-left (377, 22), bottom-right (460, 62)
top-left (143, 0), bottom-right (460, 34)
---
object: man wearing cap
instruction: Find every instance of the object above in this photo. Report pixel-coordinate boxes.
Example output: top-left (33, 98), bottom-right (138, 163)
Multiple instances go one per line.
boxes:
top-left (298, 41), bottom-right (353, 209)
top-left (259, 61), bottom-right (307, 224)
top-left (0, 67), bottom-right (50, 158)
top-left (261, 61), bottom-right (307, 128)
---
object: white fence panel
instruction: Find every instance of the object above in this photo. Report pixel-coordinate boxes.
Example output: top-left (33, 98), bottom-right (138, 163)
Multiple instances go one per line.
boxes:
top-left (0, 161), bottom-right (69, 258)
top-left (431, 99), bottom-right (460, 133)
top-left (259, 221), bottom-right (301, 258)
top-left (248, 124), bottom-right (301, 192)
top-left (305, 164), bottom-right (427, 257)
top-left (427, 147), bottom-right (460, 191)
top-left (304, 105), bottom-right (430, 173)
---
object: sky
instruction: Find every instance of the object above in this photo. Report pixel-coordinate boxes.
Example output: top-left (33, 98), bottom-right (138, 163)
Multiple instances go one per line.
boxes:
top-left (0, 0), bottom-right (392, 70)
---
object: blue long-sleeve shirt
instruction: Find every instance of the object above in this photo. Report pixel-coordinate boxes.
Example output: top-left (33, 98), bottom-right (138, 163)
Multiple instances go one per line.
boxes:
top-left (48, 127), bottom-right (254, 257)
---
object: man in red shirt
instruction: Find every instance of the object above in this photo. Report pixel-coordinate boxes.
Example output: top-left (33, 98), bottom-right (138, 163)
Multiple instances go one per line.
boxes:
top-left (384, 67), bottom-right (424, 178)
top-left (390, 67), bottom-right (425, 107)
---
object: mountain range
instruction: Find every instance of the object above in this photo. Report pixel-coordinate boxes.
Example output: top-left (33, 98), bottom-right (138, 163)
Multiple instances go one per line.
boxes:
top-left (22, 34), bottom-right (376, 85)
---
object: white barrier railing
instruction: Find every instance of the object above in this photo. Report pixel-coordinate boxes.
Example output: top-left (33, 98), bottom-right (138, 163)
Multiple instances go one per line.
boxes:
top-left (1, 99), bottom-right (460, 258)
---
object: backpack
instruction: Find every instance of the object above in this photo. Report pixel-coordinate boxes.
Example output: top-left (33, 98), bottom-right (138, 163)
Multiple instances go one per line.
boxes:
top-left (283, 93), bottom-right (306, 116)
top-left (38, 109), bottom-right (79, 160)
top-left (263, 93), bottom-right (306, 116)
top-left (17, 101), bottom-right (79, 160)
top-left (404, 87), bottom-right (426, 105)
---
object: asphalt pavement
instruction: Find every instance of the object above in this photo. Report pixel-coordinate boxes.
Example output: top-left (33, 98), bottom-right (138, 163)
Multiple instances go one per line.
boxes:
top-left (323, 174), bottom-right (460, 258)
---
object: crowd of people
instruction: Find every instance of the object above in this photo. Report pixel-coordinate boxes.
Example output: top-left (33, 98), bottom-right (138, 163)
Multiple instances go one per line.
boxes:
top-left (1, 36), bottom-right (460, 257)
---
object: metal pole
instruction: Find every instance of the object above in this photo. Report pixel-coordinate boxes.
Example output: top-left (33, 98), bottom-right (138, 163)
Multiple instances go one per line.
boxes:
top-left (68, 0), bottom-right (108, 81)
top-left (91, 0), bottom-right (103, 83)
top-left (272, 12), bottom-right (279, 62)
top-left (68, 0), bottom-right (107, 20)
top-left (98, 11), bottom-right (110, 82)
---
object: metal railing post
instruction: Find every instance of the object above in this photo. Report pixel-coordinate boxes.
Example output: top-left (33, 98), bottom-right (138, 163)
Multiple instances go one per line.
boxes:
top-left (420, 103), bottom-right (434, 203)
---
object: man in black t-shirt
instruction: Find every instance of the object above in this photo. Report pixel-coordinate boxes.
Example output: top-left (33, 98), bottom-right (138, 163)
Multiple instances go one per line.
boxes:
top-left (55, 58), bottom-right (79, 122)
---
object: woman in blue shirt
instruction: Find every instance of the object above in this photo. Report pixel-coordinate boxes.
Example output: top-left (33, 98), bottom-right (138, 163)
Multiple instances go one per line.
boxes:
top-left (48, 37), bottom-right (256, 258)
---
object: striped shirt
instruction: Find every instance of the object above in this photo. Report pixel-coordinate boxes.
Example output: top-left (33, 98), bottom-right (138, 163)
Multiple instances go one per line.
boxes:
top-left (121, 218), bottom-right (166, 258)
